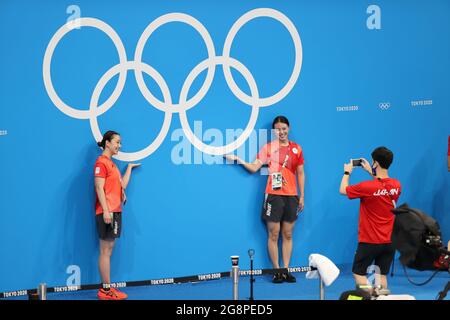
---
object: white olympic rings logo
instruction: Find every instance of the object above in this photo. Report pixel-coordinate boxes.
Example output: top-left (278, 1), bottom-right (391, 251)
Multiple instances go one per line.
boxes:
top-left (43, 8), bottom-right (303, 161)
top-left (379, 102), bottom-right (391, 110)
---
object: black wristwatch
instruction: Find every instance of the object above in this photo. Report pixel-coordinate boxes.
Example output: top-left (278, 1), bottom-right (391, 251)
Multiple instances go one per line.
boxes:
top-left (344, 171), bottom-right (350, 175)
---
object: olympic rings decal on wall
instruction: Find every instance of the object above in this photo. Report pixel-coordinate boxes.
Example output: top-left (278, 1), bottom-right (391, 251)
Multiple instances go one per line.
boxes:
top-left (43, 8), bottom-right (303, 161)
top-left (379, 102), bottom-right (391, 110)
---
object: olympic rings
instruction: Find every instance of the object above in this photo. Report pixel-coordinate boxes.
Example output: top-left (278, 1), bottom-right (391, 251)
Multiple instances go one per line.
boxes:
top-left (43, 8), bottom-right (303, 160)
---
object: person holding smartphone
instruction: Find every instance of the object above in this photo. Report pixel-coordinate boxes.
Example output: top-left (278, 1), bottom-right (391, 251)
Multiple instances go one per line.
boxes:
top-left (225, 116), bottom-right (305, 283)
top-left (94, 130), bottom-right (141, 300)
top-left (339, 146), bottom-right (401, 296)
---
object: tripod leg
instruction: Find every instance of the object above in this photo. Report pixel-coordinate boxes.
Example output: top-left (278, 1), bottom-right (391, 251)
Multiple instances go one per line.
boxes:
top-left (437, 281), bottom-right (450, 300)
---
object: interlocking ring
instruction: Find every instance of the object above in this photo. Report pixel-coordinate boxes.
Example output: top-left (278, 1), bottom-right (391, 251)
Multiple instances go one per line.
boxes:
top-left (134, 13), bottom-right (216, 114)
top-left (43, 8), bottom-right (303, 161)
top-left (179, 56), bottom-right (259, 155)
top-left (379, 102), bottom-right (390, 110)
top-left (43, 18), bottom-right (128, 120)
top-left (222, 8), bottom-right (302, 107)
top-left (89, 61), bottom-right (172, 162)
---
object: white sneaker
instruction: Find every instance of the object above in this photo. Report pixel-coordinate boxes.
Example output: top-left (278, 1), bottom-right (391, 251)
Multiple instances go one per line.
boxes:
top-left (374, 286), bottom-right (391, 296)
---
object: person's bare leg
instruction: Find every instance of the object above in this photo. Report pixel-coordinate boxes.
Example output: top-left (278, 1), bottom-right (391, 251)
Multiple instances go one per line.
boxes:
top-left (354, 273), bottom-right (370, 286)
top-left (380, 275), bottom-right (388, 289)
top-left (281, 221), bottom-right (295, 268)
top-left (266, 221), bottom-right (281, 269)
top-left (99, 239), bottom-right (115, 285)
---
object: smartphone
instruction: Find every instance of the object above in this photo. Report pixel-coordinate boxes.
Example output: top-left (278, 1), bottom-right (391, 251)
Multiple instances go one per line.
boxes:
top-left (352, 159), bottom-right (364, 166)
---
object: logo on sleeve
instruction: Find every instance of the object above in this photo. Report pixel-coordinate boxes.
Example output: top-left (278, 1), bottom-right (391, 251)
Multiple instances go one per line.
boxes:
top-left (292, 148), bottom-right (298, 154)
top-left (95, 167), bottom-right (100, 175)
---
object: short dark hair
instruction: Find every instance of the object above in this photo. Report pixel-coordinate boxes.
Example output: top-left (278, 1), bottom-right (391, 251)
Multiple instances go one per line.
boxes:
top-left (371, 146), bottom-right (394, 169)
top-left (272, 115), bottom-right (290, 129)
top-left (97, 130), bottom-right (120, 149)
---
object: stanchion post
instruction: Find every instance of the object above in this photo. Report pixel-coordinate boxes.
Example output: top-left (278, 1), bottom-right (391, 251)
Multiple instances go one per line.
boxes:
top-left (249, 258), bottom-right (254, 300)
top-left (231, 255), bottom-right (239, 300)
top-left (248, 249), bottom-right (255, 301)
top-left (318, 274), bottom-right (325, 300)
top-left (37, 283), bottom-right (47, 300)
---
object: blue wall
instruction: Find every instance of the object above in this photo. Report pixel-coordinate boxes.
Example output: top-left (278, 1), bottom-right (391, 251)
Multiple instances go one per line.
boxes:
top-left (0, 0), bottom-right (449, 292)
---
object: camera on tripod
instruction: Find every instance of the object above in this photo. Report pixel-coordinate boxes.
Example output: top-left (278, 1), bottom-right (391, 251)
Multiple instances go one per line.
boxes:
top-left (391, 203), bottom-right (450, 300)
top-left (392, 203), bottom-right (449, 271)
top-left (424, 234), bottom-right (443, 248)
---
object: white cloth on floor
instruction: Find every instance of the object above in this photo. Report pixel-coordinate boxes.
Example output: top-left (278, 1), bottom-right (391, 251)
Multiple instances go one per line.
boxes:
top-left (376, 295), bottom-right (416, 300)
top-left (305, 253), bottom-right (340, 286)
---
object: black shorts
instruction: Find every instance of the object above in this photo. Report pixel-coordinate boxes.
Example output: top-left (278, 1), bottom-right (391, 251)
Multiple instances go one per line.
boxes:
top-left (261, 194), bottom-right (299, 223)
top-left (352, 242), bottom-right (395, 276)
top-left (96, 212), bottom-right (122, 240)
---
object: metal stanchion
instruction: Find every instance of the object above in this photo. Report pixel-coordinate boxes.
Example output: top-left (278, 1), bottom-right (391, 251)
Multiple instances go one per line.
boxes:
top-left (248, 249), bottom-right (255, 300)
top-left (318, 274), bottom-right (325, 300)
top-left (231, 255), bottom-right (239, 300)
top-left (37, 283), bottom-right (47, 300)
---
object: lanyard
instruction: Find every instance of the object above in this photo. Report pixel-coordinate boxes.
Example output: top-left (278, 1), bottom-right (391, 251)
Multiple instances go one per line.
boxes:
top-left (280, 142), bottom-right (290, 169)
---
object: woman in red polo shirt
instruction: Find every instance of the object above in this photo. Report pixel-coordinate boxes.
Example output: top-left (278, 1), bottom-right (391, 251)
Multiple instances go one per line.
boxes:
top-left (225, 116), bottom-right (305, 283)
top-left (94, 130), bottom-right (140, 300)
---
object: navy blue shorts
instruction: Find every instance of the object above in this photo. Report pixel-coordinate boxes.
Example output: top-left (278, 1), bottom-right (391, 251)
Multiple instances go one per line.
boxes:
top-left (96, 212), bottom-right (122, 240)
top-left (352, 242), bottom-right (395, 275)
top-left (261, 194), bottom-right (299, 223)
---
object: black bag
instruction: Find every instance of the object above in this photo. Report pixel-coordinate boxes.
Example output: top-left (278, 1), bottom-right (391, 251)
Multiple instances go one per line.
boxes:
top-left (391, 203), bottom-right (443, 271)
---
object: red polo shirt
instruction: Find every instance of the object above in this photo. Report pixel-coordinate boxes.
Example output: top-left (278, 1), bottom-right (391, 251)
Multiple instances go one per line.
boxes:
top-left (447, 136), bottom-right (450, 155)
top-left (257, 140), bottom-right (304, 196)
top-left (94, 155), bottom-right (123, 215)
top-left (346, 178), bottom-right (401, 244)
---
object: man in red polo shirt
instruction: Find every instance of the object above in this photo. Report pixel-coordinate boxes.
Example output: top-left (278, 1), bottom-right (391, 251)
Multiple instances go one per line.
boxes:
top-left (339, 146), bottom-right (401, 295)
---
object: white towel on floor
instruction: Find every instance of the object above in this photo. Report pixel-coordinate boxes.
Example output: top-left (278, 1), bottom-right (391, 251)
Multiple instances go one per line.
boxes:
top-left (305, 253), bottom-right (340, 286)
top-left (376, 295), bottom-right (416, 300)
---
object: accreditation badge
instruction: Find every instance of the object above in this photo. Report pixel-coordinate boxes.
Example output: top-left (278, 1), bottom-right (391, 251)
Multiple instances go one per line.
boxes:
top-left (271, 172), bottom-right (283, 190)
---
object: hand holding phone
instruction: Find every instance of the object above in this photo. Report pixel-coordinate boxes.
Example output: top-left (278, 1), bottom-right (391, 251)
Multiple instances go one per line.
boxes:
top-left (352, 159), bottom-right (364, 167)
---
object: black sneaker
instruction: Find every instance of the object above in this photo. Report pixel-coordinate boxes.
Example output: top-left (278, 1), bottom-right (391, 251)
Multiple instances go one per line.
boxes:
top-left (283, 272), bottom-right (296, 283)
top-left (272, 272), bottom-right (284, 283)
